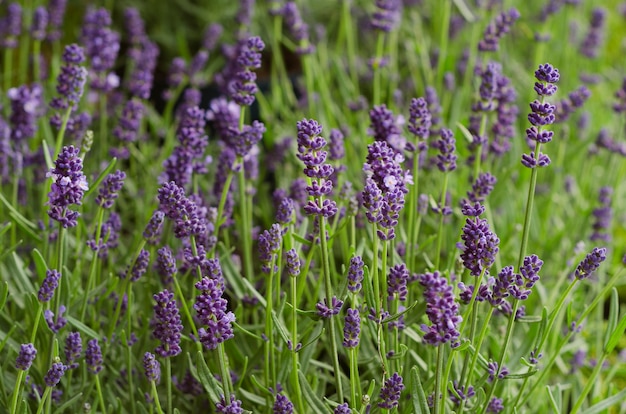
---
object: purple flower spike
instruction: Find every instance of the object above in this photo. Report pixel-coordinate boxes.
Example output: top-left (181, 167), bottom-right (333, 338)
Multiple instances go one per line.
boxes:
top-left (86, 339), bottom-right (103, 374)
top-left (371, 0), bottom-right (402, 33)
top-left (409, 97), bottom-right (432, 146)
top-left (143, 352), bottom-right (161, 383)
top-left (1, 3), bottom-right (22, 48)
top-left (316, 296), bottom-right (344, 318)
top-left (580, 7), bottom-right (607, 59)
top-left (230, 36), bottom-right (265, 106)
top-left (152, 290), bottom-right (183, 357)
top-left (387, 263), bottom-right (409, 301)
top-left (574, 247), bottom-right (607, 280)
top-left (420, 271), bottom-right (462, 346)
top-left (46, 145), bottom-right (88, 228)
top-left (347, 255), bottom-right (365, 293)
top-left (478, 8), bottom-right (520, 52)
top-left (369, 104), bottom-right (405, 153)
top-left (38, 269), bottom-right (61, 302)
top-left (273, 393), bottom-right (294, 414)
top-left (44, 362), bottom-right (67, 387)
top-left (487, 397), bottom-right (504, 413)
top-left (195, 269), bottom-right (236, 350)
top-left (31, 7), bottom-right (49, 41)
top-left (342, 308), bottom-right (361, 348)
top-left (216, 395), bottom-right (244, 413)
top-left (432, 128), bottom-right (457, 172)
top-left (16, 343), bottom-right (37, 371)
top-left (96, 170), bottom-right (126, 209)
top-left (334, 403), bottom-right (351, 414)
top-left (467, 172), bottom-right (497, 203)
top-left (143, 210), bottom-right (165, 244)
top-left (459, 206), bottom-right (499, 276)
top-left (50, 44), bottom-right (88, 112)
top-left (64, 332), bottom-right (82, 369)
top-left (285, 249), bottom-right (301, 277)
top-left (113, 99), bottom-right (144, 143)
top-left (47, 0), bottom-right (68, 42)
top-left (591, 187), bottom-right (612, 242)
top-left (378, 372), bottom-right (404, 408)
top-left (282, 2), bottom-right (314, 55)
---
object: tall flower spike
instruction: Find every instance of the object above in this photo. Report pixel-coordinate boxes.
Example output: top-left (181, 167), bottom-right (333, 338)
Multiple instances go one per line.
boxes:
top-left (64, 332), bottom-right (82, 369)
top-left (408, 97), bottom-right (432, 151)
top-left (143, 352), bottom-right (161, 383)
top-left (46, 145), bottom-right (88, 228)
top-left (574, 247), bottom-right (607, 280)
top-left (459, 204), bottom-right (500, 276)
top-left (16, 343), bottom-right (37, 371)
top-left (580, 7), bottom-right (607, 59)
top-left (378, 372), bottom-right (404, 408)
top-left (86, 339), bottom-right (102, 374)
top-left (44, 362), bottom-right (67, 387)
top-left (230, 36), bottom-right (265, 106)
top-left (1, 3), bottom-right (22, 49)
top-left (152, 290), bottom-right (183, 357)
top-left (419, 271), bottom-right (462, 346)
top-left (282, 2), bottom-right (314, 54)
top-left (432, 128), bottom-right (457, 172)
top-left (590, 186), bottom-right (612, 242)
top-left (347, 255), bottom-right (365, 293)
top-left (195, 271), bottom-right (236, 350)
top-left (342, 307), bottom-right (361, 348)
top-left (371, 0), bottom-right (402, 33)
top-left (95, 170), bottom-right (126, 209)
top-left (478, 8), bottom-right (521, 52)
top-left (50, 44), bottom-right (88, 126)
top-left (38, 269), bottom-right (61, 302)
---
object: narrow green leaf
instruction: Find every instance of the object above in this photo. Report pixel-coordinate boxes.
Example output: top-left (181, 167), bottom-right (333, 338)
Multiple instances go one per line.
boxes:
top-left (456, 122), bottom-right (475, 143)
top-left (410, 366), bottom-right (429, 414)
top-left (0, 191), bottom-right (38, 230)
top-left (546, 386), bottom-right (560, 413)
top-left (66, 316), bottom-right (100, 339)
top-left (84, 157), bottom-right (118, 198)
top-left (382, 301), bottom-right (417, 323)
top-left (0, 222), bottom-right (12, 238)
top-left (603, 288), bottom-right (619, 351)
top-left (31, 249), bottom-right (48, 281)
top-left (194, 351), bottom-right (222, 404)
top-left (605, 311), bottom-right (626, 354)
top-left (238, 387), bottom-right (267, 406)
top-left (298, 371), bottom-right (332, 413)
top-left (516, 315), bottom-right (542, 323)
top-left (56, 392), bottom-right (83, 412)
top-left (0, 282), bottom-right (8, 311)
top-left (580, 387), bottom-right (626, 414)
top-left (504, 370), bottom-right (537, 380)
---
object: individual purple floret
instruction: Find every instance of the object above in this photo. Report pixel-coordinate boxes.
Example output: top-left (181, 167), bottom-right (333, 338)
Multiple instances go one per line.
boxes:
top-left (388, 263), bottom-right (409, 301)
top-left (590, 187), bottom-right (612, 242)
top-left (46, 145), bottom-right (88, 228)
top-left (478, 8), bottom-right (521, 52)
top-left (152, 290), bottom-right (183, 357)
top-left (459, 206), bottom-right (499, 276)
top-left (195, 273), bottom-right (235, 350)
top-left (1, 3), bottom-right (22, 48)
top-left (38, 269), bottom-right (61, 303)
top-left (574, 247), bottom-right (607, 280)
top-left (487, 397), bottom-right (504, 413)
top-left (16, 343), bottom-right (37, 371)
top-left (282, 2), bottom-right (314, 54)
top-left (86, 339), bottom-right (103, 374)
top-left (467, 172), bottom-right (497, 203)
top-left (369, 105), bottom-right (406, 153)
top-left (31, 7), bottom-right (48, 41)
top-left (378, 372), bottom-right (404, 408)
top-left (143, 210), bottom-right (165, 244)
top-left (143, 352), bottom-right (161, 383)
top-left (432, 128), bottom-right (457, 172)
top-left (229, 36), bottom-right (264, 106)
top-left (50, 44), bottom-right (88, 112)
top-left (285, 249), bottom-right (301, 277)
top-left (216, 395), bottom-right (244, 413)
top-left (64, 332), bottom-right (82, 369)
top-left (273, 393), bottom-right (294, 414)
top-left (95, 170), bottom-right (126, 209)
top-left (47, 0), bottom-right (67, 41)
top-left (371, 0), bottom-right (402, 33)
top-left (347, 255), bottom-right (365, 293)
top-left (316, 296), bottom-right (344, 318)
top-left (44, 362), bottom-right (67, 387)
top-left (334, 403), bottom-right (351, 414)
top-left (342, 307), bottom-right (361, 348)
top-left (580, 7), bottom-right (606, 58)
top-left (419, 271), bottom-right (462, 346)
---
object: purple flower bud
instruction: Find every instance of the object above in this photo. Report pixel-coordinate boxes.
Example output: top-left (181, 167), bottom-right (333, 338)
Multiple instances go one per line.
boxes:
top-left (47, 0), bottom-right (67, 42)
top-left (44, 362), bottom-right (67, 387)
top-left (143, 352), bottom-right (161, 383)
top-left (487, 397), bottom-right (504, 413)
top-left (31, 7), bottom-right (48, 41)
top-left (591, 187), bottom-right (612, 242)
top-left (50, 44), bottom-right (88, 111)
top-left (478, 8), bottom-right (520, 52)
top-left (113, 99), bottom-right (144, 143)
top-left (282, 2), bottom-right (314, 54)
top-left (378, 372), bottom-right (404, 408)
top-left (580, 7), bottom-right (606, 59)
top-left (432, 128), bottom-right (457, 172)
top-left (216, 395), bottom-right (244, 413)
top-left (156, 246), bottom-right (177, 286)
top-left (143, 210), bottom-right (165, 244)
top-left (38, 269), bottom-right (61, 302)
top-left (574, 247), bottom-right (607, 280)
top-left (387, 263), bottom-right (409, 301)
top-left (334, 403), bottom-right (351, 414)
top-left (273, 393), bottom-right (294, 414)
top-left (16, 343), bottom-right (37, 371)
top-left (44, 306), bottom-right (67, 333)
top-left (459, 210), bottom-right (499, 276)
top-left (371, 0), bottom-right (401, 33)
top-left (1, 3), bottom-right (22, 48)
top-left (64, 332), bottom-right (82, 369)
top-left (419, 271), bottom-right (462, 346)
top-left (408, 97), bottom-right (432, 143)
top-left (285, 249), bottom-right (301, 277)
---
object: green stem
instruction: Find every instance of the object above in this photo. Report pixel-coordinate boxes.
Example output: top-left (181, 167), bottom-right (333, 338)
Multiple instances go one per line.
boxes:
top-left (341, 0), bottom-right (359, 94)
top-left (373, 33), bottom-right (385, 105)
top-left (433, 345), bottom-right (445, 414)
top-left (10, 370), bottom-right (26, 414)
top-left (80, 207), bottom-right (106, 320)
top-left (217, 343), bottom-right (232, 403)
top-left (265, 255), bottom-right (277, 391)
top-left (435, 173), bottom-right (449, 269)
top-left (151, 380), bottom-right (164, 414)
top-left (33, 40), bottom-right (42, 82)
top-left (95, 375), bottom-right (106, 414)
top-left (35, 387), bottom-right (51, 414)
top-left (570, 352), bottom-right (607, 414)
top-left (238, 166), bottom-right (254, 282)
top-left (436, 0), bottom-right (452, 88)
top-left (290, 263), bottom-right (305, 414)
top-left (3, 48), bottom-right (13, 101)
top-left (165, 358), bottom-right (172, 414)
top-left (210, 168), bottom-right (235, 256)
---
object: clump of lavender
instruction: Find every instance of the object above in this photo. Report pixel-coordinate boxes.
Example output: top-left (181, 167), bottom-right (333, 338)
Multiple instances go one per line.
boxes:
top-left (143, 210), bottom-right (165, 245)
top-left (16, 343), bottom-right (37, 371)
top-left (46, 145), bottom-right (89, 228)
top-left (157, 181), bottom-right (208, 240)
top-left (378, 372), bottom-right (404, 408)
top-left (296, 119), bottom-right (338, 219)
top-left (522, 63), bottom-right (559, 168)
top-left (459, 203), bottom-right (500, 276)
top-left (580, 7), bottom-right (606, 59)
top-left (362, 141), bottom-right (408, 240)
top-left (478, 8), bottom-right (521, 52)
top-left (282, 2), bottom-right (314, 54)
top-left (230, 36), bottom-right (265, 107)
top-left (574, 247), bottom-right (607, 280)
top-left (86, 339), bottom-right (103, 374)
top-left (152, 290), bottom-right (183, 357)
top-left (590, 187), bottom-right (612, 242)
top-left (419, 271), bottom-right (462, 346)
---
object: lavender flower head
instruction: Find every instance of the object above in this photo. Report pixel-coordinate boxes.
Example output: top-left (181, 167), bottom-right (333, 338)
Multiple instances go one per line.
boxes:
top-left (378, 372), bottom-right (404, 408)
top-left (590, 186), bottom-right (612, 242)
top-left (296, 119), bottom-right (338, 218)
top-left (81, 7), bottom-right (120, 92)
top-left (282, 2), bottom-right (314, 54)
top-left (86, 339), bottom-right (103, 374)
top-left (347, 255), bottom-right (365, 293)
top-left (371, 0), bottom-right (402, 33)
top-left (143, 210), bottom-right (165, 244)
top-left (369, 104), bottom-right (406, 153)
top-left (95, 170), bottom-right (126, 208)
top-left (467, 172), bottom-right (497, 203)
top-left (258, 224), bottom-right (283, 274)
top-left (44, 362), bottom-right (67, 387)
top-left (157, 181), bottom-right (207, 240)
top-left (285, 248), bottom-right (301, 277)
top-left (432, 128), bottom-right (457, 172)
top-left (230, 36), bottom-right (265, 106)
top-left (16, 343), bottom-right (37, 371)
top-left (31, 7), bottom-right (49, 41)
top-left (478, 8), bottom-right (521, 52)
top-left (1, 3), bottom-right (22, 48)
top-left (47, 0), bottom-right (67, 42)
top-left (113, 99), bottom-right (144, 144)
top-left (522, 63), bottom-right (559, 169)
top-left (46, 145), bottom-right (89, 228)
top-left (273, 393), bottom-right (294, 414)
top-left (580, 7), bottom-right (607, 59)
top-left (420, 271), bottom-right (462, 346)
top-left (216, 395), bottom-right (244, 413)
top-left (143, 352), bottom-right (161, 383)
top-left (408, 97), bottom-right (432, 151)
top-left (50, 44), bottom-right (88, 112)
top-left (316, 296), bottom-right (344, 318)
top-left (574, 247), bottom-right (607, 280)
top-left (342, 307), bottom-right (361, 348)
top-left (387, 263), bottom-right (409, 301)
top-left (8, 84), bottom-right (44, 146)
top-left (459, 204), bottom-right (500, 276)
top-left (195, 271), bottom-right (236, 350)
top-left (152, 290), bottom-right (183, 357)
top-left (64, 332), bottom-right (82, 369)
top-left (38, 269), bottom-right (61, 302)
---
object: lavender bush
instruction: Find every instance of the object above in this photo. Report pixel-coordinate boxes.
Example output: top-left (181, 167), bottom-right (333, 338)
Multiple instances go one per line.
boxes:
top-left (1, 1), bottom-right (626, 413)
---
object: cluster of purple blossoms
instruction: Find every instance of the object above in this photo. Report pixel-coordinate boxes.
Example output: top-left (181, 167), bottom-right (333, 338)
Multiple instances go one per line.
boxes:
top-left (594, 129), bottom-right (626, 157)
top-left (95, 170), bottom-right (126, 209)
top-left (296, 119), bottom-right (338, 218)
top-left (613, 78), bottom-right (626, 114)
top-left (574, 247), bottom-right (607, 280)
top-left (419, 271), bottom-right (462, 346)
top-left (31, 7), bottom-right (49, 41)
top-left (347, 255), bottom-right (365, 293)
top-left (590, 187), bottom-right (612, 242)
top-left (273, 393), bottom-right (294, 414)
top-left (143, 210), bottom-right (165, 245)
top-left (202, 23), bottom-right (223, 51)
top-left (156, 246), bottom-right (177, 286)
top-left (44, 362), bottom-right (68, 387)
top-left (161, 107), bottom-right (209, 188)
top-left (162, 57), bottom-right (187, 101)
top-left (9, 84), bottom-right (44, 145)
top-left (50, 44), bottom-right (88, 124)
top-left (86, 339), bottom-right (103, 374)
top-left (490, 254), bottom-right (543, 304)
top-left (408, 97), bottom-right (432, 154)
top-left (123, 7), bottom-right (147, 50)
top-left (459, 202), bottom-right (499, 276)
top-left (112, 99), bottom-right (144, 149)
top-left (206, 98), bottom-right (241, 140)
top-left (143, 352), bottom-right (161, 383)
top-left (216, 395), bottom-right (244, 413)
top-left (487, 397), bottom-right (504, 413)
top-left (194, 261), bottom-right (235, 350)
top-left (122, 249), bottom-right (150, 282)
top-left (334, 403), bottom-right (351, 414)
top-left (371, 0), bottom-right (402, 33)
top-left (555, 86), bottom-right (591, 123)
top-left (388, 263), bottom-right (409, 301)
top-left (580, 7), bottom-right (606, 59)
top-left (466, 172), bottom-right (497, 204)
top-left (16, 343), bottom-right (37, 371)
top-left (487, 361), bottom-right (509, 382)
top-left (1, 3), bottom-right (21, 48)
top-left (38, 269), bottom-right (61, 302)
top-left (362, 141), bottom-right (408, 240)
top-left (64, 332), bottom-right (82, 369)
top-left (258, 224), bottom-right (283, 274)
top-left (47, 0), bottom-right (67, 42)
top-left (225, 120), bottom-right (266, 159)
top-left (158, 181), bottom-right (208, 240)
top-left (276, 197), bottom-right (295, 225)
top-left (316, 296), bottom-right (344, 318)
top-left (285, 249), bottom-right (301, 277)
top-left (432, 128), bottom-right (457, 172)
top-left (81, 7), bottom-right (120, 93)
top-left (281, 2), bottom-right (314, 54)
top-left (478, 8), bottom-right (521, 52)
top-left (46, 145), bottom-right (89, 228)
top-left (230, 36), bottom-right (264, 107)
top-left (522, 63), bottom-right (560, 168)
top-left (378, 372), bottom-right (404, 408)
top-left (342, 307), bottom-right (361, 348)
top-left (369, 105), bottom-right (406, 153)
top-left (152, 290), bottom-right (183, 357)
